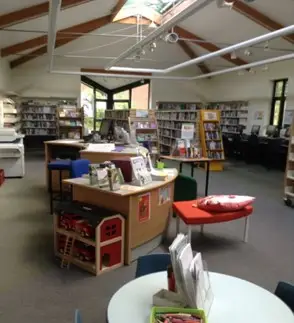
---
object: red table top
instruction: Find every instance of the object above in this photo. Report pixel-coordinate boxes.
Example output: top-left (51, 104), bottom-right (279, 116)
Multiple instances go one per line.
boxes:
top-left (172, 200), bottom-right (253, 225)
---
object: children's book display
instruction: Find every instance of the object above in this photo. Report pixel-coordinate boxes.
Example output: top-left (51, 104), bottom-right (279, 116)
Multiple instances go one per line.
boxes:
top-left (130, 156), bottom-right (152, 186)
top-left (88, 162), bottom-right (123, 191)
top-left (152, 234), bottom-right (213, 314)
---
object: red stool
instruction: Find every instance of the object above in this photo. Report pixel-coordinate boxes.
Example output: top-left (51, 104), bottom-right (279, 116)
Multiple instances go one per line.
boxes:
top-left (172, 200), bottom-right (253, 243)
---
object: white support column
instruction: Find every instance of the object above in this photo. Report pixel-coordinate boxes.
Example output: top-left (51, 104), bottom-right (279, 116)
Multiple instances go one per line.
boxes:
top-left (243, 216), bottom-right (250, 243)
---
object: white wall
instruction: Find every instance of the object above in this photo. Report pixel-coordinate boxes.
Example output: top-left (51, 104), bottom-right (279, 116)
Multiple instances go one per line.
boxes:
top-left (0, 58), bottom-right (11, 94)
top-left (11, 67), bottom-right (80, 99)
top-left (205, 60), bottom-right (294, 133)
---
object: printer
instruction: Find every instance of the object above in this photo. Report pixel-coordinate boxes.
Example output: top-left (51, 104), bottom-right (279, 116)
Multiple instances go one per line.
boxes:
top-left (0, 128), bottom-right (25, 177)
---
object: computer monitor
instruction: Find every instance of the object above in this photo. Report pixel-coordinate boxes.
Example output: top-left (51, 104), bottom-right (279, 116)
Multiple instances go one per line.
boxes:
top-left (266, 125), bottom-right (277, 137)
top-left (251, 125), bottom-right (260, 135)
top-left (99, 119), bottom-right (111, 137)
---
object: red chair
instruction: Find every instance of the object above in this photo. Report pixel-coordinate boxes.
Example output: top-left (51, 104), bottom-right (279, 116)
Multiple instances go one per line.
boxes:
top-left (172, 200), bottom-right (253, 243)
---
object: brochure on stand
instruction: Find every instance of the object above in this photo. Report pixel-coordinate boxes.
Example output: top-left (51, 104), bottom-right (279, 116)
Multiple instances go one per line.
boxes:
top-left (169, 234), bottom-right (214, 314)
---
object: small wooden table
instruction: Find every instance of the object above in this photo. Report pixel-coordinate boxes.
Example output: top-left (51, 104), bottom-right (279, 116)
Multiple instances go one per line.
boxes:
top-left (160, 156), bottom-right (211, 196)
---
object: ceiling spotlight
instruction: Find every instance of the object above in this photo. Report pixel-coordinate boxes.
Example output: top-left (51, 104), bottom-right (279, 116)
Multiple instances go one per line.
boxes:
top-left (244, 48), bottom-right (252, 56)
top-left (237, 70), bottom-right (245, 76)
top-left (249, 68), bottom-right (255, 74)
top-left (149, 42), bottom-right (157, 52)
top-left (164, 32), bottom-right (179, 44)
top-left (217, 0), bottom-right (234, 8)
top-left (134, 54), bottom-right (141, 63)
top-left (262, 65), bottom-right (269, 71)
top-left (149, 21), bottom-right (157, 28)
top-left (264, 41), bottom-right (270, 51)
top-left (230, 51), bottom-right (237, 60)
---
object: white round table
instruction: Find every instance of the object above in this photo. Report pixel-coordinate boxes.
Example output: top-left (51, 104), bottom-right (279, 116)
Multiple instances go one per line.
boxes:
top-left (107, 272), bottom-right (294, 323)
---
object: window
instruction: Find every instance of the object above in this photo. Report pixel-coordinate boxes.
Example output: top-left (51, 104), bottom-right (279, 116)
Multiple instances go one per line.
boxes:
top-left (114, 90), bottom-right (129, 100)
top-left (114, 102), bottom-right (129, 110)
top-left (96, 89), bottom-right (107, 100)
top-left (95, 101), bottom-right (107, 131)
top-left (81, 82), bottom-right (94, 132)
top-left (270, 79), bottom-right (288, 129)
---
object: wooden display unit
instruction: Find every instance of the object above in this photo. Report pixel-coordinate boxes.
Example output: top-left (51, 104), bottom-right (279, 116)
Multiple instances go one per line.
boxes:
top-left (156, 101), bottom-right (202, 155)
top-left (57, 102), bottom-right (83, 139)
top-left (208, 101), bottom-right (248, 135)
top-left (54, 202), bottom-right (125, 275)
top-left (199, 110), bottom-right (225, 171)
top-left (284, 116), bottom-right (294, 207)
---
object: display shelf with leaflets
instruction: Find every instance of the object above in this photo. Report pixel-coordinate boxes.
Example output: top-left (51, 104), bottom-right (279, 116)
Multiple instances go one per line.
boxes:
top-left (57, 101), bottom-right (83, 139)
top-left (284, 116), bottom-right (294, 207)
top-left (156, 101), bottom-right (202, 155)
top-left (128, 109), bottom-right (159, 157)
top-left (208, 101), bottom-right (248, 135)
top-left (200, 110), bottom-right (225, 171)
top-left (0, 98), bottom-right (21, 131)
top-left (104, 109), bottom-right (159, 157)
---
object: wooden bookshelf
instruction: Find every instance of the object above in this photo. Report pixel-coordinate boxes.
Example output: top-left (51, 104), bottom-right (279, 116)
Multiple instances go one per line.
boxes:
top-left (156, 101), bottom-right (202, 155)
top-left (284, 116), bottom-right (294, 207)
top-left (208, 101), bottom-right (248, 134)
top-left (200, 110), bottom-right (225, 171)
top-left (57, 101), bottom-right (83, 139)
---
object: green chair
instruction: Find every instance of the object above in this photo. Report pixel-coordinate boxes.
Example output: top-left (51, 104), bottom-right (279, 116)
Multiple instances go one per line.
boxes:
top-left (173, 174), bottom-right (197, 220)
top-left (174, 174), bottom-right (197, 202)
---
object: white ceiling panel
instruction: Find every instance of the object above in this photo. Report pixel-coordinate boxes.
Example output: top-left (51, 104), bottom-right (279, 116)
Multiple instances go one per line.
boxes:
top-left (0, 0), bottom-right (45, 15)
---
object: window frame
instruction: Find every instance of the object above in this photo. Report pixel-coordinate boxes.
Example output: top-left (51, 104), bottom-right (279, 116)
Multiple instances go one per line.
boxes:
top-left (81, 76), bottom-right (150, 131)
top-left (270, 78), bottom-right (288, 129)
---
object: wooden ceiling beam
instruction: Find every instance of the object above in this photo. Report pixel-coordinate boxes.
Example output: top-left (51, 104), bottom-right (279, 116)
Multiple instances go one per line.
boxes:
top-left (81, 68), bottom-right (152, 76)
top-left (174, 26), bottom-right (248, 66)
top-left (178, 40), bottom-right (211, 74)
top-left (10, 15), bottom-right (111, 68)
top-left (230, 0), bottom-right (294, 44)
top-left (0, 0), bottom-right (91, 29)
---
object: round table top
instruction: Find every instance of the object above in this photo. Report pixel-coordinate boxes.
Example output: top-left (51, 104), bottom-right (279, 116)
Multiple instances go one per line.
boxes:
top-left (107, 271), bottom-right (294, 323)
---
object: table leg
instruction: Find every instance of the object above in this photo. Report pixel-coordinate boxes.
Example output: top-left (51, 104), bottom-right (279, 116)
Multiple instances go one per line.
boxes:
top-left (191, 163), bottom-right (194, 177)
top-left (200, 224), bottom-right (204, 234)
top-left (243, 216), bottom-right (250, 242)
top-left (176, 216), bottom-right (180, 234)
top-left (205, 161), bottom-right (210, 196)
top-left (179, 162), bottom-right (183, 173)
top-left (187, 225), bottom-right (192, 243)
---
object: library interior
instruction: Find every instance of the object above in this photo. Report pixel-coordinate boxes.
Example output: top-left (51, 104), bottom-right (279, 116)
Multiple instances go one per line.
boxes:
top-left (0, 0), bottom-right (294, 322)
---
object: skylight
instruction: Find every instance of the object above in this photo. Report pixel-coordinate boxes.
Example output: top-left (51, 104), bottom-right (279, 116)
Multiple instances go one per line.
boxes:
top-left (124, 0), bottom-right (182, 14)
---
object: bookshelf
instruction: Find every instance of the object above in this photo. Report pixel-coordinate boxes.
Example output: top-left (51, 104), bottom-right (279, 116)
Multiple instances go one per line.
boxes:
top-left (208, 101), bottom-right (248, 134)
top-left (57, 102), bottom-right (83, 139)
top-left (284, 115), bottom-right (294, 207)
top-left (200, 110), bottom-right (225, 171)
top-left (156, 101), bottom-right (202, 155)
top-left (21, 99), bottom-right (57, 137)
top-left (0, 98), bottom-right (21, 131)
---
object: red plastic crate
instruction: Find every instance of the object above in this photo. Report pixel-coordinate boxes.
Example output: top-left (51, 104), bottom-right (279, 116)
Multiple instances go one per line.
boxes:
top-left (0, 169), bottom-right (4, 186)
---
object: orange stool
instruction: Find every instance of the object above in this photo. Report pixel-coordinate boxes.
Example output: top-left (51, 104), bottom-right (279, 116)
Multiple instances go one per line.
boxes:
top-left (172, 200), bottom-right (253, 243)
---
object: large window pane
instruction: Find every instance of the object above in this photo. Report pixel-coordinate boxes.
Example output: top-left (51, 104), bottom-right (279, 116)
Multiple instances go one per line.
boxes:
top-left (275, 81), bottom-right (284, 97)
top-left (96, 89), bottom-right (107, 99)
top-left (81, 83), bottom-right (94, 132)
top-left (131, 84), bottom-right (149, 109)
top-left (114, 90), bottom-right (130, 100)
top-left (96, 101), bottom-right (107, 119)
top-left (114, 101), bottom-right (129, 110)
top-left (273, 100), bottom-right (281, 126)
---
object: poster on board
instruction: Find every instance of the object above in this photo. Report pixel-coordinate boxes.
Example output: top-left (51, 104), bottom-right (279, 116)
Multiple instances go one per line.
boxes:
top-left (158, 185), bottom-right (171, 205)
top-left (138, 193), bottom-right (151, 223)
top-left (181, 123), bottom-right (194, 139)
top-left (254, 111), bottom-right (264, 120)
top-left (284, 110), bottom-right (294, 125)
